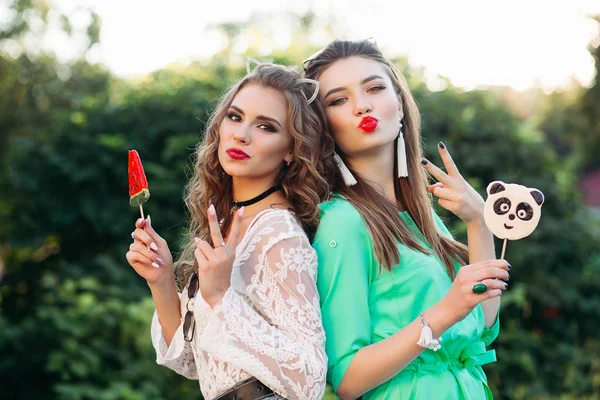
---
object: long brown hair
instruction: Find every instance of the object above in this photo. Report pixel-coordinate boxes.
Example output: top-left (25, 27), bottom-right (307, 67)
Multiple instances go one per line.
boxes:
top-left (174, 62), bottom-right (335, 287)
top-left (304, 39), bottom-right (468, 277)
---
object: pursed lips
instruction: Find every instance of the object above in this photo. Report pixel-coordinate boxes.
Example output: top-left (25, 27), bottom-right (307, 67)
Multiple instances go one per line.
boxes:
top-left (358, 116), bottom-right (378, 133)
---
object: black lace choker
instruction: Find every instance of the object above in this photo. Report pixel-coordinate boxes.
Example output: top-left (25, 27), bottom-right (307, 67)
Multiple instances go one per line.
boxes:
top-left (232, 184), bottom-right (282, 209)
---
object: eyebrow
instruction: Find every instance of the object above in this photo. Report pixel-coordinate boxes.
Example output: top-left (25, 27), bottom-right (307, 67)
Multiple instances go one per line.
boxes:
top-left (323, 75), bottom-right (386, 100)
top-left (230, 105), bottom-right (282, 128)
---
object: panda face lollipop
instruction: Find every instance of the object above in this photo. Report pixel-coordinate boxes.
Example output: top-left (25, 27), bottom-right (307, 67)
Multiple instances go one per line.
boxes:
top-left (484, 181), bottom-right (544, 240)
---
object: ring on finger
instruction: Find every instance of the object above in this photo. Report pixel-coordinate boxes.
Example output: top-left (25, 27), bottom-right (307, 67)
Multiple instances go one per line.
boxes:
top-left (214, 241), bottom-right (225, 248)
top-left (472, 282), bottom-right (488, 294)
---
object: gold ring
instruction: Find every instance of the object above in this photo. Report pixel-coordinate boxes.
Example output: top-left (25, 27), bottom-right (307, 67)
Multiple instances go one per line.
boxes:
top-left (214, 241), bottom-right (225, 248)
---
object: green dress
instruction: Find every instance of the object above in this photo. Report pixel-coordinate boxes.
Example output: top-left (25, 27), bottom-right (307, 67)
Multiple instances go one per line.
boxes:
top-left (313, 197), bottom-right (499, 400)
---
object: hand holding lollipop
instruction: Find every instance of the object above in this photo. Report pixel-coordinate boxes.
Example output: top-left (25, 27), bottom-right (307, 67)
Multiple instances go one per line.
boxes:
top-left (128, 149), bottom-right (156, 264)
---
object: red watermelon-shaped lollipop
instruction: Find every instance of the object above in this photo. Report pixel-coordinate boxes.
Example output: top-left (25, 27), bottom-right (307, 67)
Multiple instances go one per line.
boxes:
top-left (128, 150), bottom-right (150, 218)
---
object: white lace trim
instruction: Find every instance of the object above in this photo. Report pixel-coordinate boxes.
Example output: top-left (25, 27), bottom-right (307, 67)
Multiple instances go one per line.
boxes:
top-left (150, 209), bottom-right (326, 400)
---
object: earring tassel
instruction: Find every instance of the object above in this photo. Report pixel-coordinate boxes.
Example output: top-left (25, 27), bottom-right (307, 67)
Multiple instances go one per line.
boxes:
top-left (397, 130), bottom-right (409, 178)
top-left (333, 152), bottom-right (357, 186)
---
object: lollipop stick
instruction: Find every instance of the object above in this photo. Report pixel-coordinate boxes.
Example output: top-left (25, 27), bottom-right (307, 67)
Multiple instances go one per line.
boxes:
top-left (500, 238), bottom-right (508, 260)
top-left (139, 204), bottom-right (151, 253)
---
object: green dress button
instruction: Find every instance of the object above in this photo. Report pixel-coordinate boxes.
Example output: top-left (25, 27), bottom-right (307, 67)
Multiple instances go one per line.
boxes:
top-left (329, 240), bottom-right (337, 248)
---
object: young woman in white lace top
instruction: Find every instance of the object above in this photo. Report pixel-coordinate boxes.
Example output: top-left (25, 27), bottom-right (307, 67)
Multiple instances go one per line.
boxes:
top-left (125, 61), bottom-right (333, 400)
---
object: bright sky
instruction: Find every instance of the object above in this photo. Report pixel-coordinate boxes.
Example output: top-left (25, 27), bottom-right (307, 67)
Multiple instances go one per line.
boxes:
top-left (53, 0), bottom-right (600, 91)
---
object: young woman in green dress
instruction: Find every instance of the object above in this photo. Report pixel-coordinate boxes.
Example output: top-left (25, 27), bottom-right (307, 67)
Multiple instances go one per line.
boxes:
top-left (304, 40), bottom-right (510, 399)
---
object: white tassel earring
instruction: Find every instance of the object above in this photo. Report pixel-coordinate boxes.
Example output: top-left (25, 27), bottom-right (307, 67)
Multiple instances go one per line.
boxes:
top-left (397, 121), bottom-right (409, 178)
top-left (333, 152), bottom-right (357, 186)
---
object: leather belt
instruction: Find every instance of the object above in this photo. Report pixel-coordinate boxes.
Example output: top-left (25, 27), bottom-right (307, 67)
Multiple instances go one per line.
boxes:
top-left (214, 377), bottom-right (275, 400)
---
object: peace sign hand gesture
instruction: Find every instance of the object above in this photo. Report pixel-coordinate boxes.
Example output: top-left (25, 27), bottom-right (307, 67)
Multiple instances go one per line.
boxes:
top-left (421, 142), bottom-right (485, 224)
top-left (194, 205), bottom-right (244, 308)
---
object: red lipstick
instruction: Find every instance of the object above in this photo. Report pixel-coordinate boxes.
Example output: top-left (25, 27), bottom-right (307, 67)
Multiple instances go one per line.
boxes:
top-left (358, 116), bottom-right (378, 132)
top-left (226, 148), bottom-right (250, 160)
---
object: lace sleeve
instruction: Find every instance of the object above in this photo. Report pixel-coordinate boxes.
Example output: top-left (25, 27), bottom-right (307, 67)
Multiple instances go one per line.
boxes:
top-left (197, 212), bottom-right (327, 400)
top-left (150, 293), bottom-right (198, 380)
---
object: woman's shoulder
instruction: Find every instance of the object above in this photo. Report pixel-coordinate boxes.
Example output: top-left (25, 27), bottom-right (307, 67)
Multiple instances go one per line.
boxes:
top-left (430, 208), bottom-right (454, 239)
top-left (246, 208), bottom-right (306, 240)
top-left (316, 194), bottom-right (370, 241)
top-left (319, 194), bottom-right (363, 224)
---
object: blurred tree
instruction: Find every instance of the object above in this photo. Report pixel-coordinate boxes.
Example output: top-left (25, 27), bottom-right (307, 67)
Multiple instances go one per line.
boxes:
top-left (534, 15), bottom-right (600, 176)
top-left (0, 1), bottom-right (199, 398)
top-left (579, 15), bottom-right (600, 173)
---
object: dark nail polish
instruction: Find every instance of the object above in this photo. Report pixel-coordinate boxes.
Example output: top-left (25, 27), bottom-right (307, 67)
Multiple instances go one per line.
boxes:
top-left (439, 142), bottom-right (445, 149)
top-left (507, 263), bottom-right (512, 270)
top-left (421, 158), bottom-right (428, 165)
top-left (504, 282), bottom-right (508, 290)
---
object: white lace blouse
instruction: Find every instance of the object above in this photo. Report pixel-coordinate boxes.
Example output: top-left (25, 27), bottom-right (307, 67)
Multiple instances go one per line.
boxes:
top-left (151, 209), bottom-right (327, 400)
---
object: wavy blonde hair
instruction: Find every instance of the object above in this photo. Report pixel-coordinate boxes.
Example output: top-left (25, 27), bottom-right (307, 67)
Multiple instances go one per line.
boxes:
top-left (304, 39), bottom-right (469, 277)
top-left (174, 62), bottom-right (335, 287)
